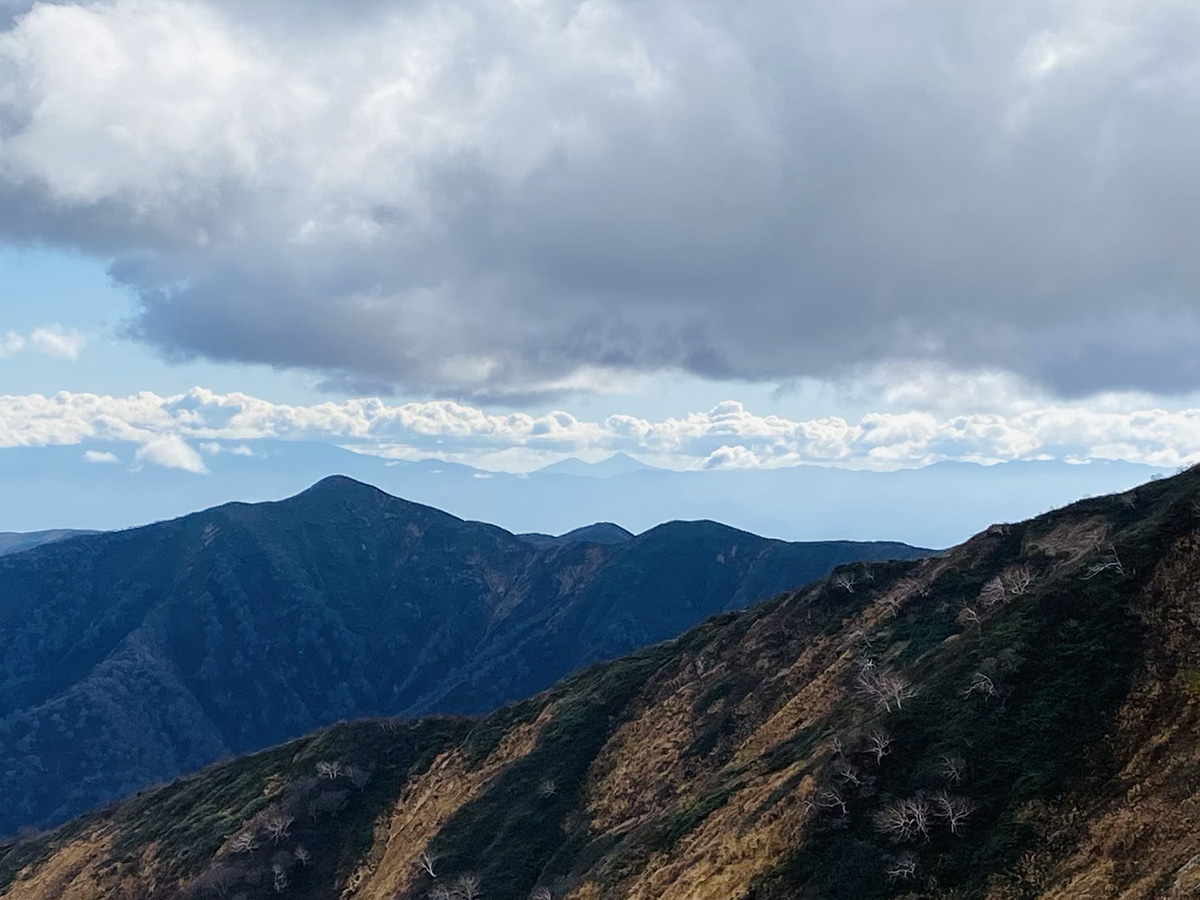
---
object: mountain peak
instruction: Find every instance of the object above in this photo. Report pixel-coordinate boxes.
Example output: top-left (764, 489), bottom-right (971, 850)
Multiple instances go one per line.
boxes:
top-left (536, 452), bottom-right (656, 479)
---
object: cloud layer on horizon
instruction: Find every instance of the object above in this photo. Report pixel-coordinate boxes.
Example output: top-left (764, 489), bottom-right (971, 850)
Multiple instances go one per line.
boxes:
top-left (1, 1), bottom-right (1200, 398)
top-left (0, 387), bottom-right (1196, 473)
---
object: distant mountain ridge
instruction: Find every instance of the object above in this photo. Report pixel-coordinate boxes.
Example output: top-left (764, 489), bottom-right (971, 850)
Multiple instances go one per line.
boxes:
top-left (0, 529), bottom-right (96, 557)
top-left (0, 476), bottom-right (925, 835)
top-left (534, 452), bottom-right (656, 478)
top-left (0, 439), bottom-right (1171, 547)
top-left (517, 522), bottom-right (635, 547)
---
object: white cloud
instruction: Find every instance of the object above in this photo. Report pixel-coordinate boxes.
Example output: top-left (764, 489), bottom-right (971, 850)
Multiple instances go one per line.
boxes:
top-left (1, 385), bottom-right (1198, 472)
top-left (82, 449), bottom-right (120, 463)
top-left (2, 1), bottom-right (1200, 397)
top-left (133, 434), bottom-right (208, 474)
top-left (29, 324), bottom-right (85, 360)
top-left (199, 441), bottom-right (257, 456)
top-left (0, 331), bottom-right (24, 357)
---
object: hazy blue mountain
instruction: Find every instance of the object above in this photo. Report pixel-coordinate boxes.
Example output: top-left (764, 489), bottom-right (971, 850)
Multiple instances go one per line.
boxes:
top-left (534, 451), bottom-right (656, 478)
top-left (0, 441), bottom-right (1171, 547)
top-left (0, 476), bottom-right (925, 835)
top-left (0, 529), bottom-right (96, 557)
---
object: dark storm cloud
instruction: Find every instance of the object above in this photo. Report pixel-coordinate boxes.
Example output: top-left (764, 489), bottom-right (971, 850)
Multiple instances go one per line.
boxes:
top-left (2, 0), bottom-right (1200, 397)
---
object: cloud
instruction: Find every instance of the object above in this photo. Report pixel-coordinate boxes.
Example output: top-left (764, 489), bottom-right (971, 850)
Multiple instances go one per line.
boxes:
top-left (1, 386), bottom-right (1197, 472)
top-left (0, 330), bottom-right (23, 357)
top-left (133, 434), bottom-right (208, 474)
top-left (29, 324), bottom-right (85, 360)
top-left (82, 449), bottom-right (120, 463)
top-left (198, 441), bottom-right (256, 456)
top-left (1, 1), bottom-right (1199, 397)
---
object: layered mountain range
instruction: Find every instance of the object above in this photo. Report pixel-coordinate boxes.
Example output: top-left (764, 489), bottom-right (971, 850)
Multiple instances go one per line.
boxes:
top-left (0, 476), bottom-right (923, 836)
top-left (4, 468), bottom-right (1199, 898)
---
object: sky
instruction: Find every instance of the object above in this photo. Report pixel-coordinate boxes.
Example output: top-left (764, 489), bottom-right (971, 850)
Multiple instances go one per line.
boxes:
top-left (2, 0), bottom-right (1200, 535)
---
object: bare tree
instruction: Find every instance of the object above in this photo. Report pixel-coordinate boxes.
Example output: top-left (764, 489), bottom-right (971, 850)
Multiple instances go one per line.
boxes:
top-left (939, 755), bottom-right (966, 785)
top-left (229, 831), bottom-right (258, 854)
top-left (830, 735), bottom-right (846, 757)
top-left (1001, 564), bottom-right (1035, 596)
top-left (832, 572), bottom-right (857, 593)
top-left (979, 576), bottom-right (1007, 608)
top-left (962, 671), bottom-right (997, 702)
top-left (833, 759), bottom-right (862, 787)
top-left (530, 889), bottom-right (554, 900)
top-left (293, 845), bottom-right (311, 867)
top-left (316, 760), bottom-right (344, 780)
top-left (1085, 544), bottom-right (1126, 579)
top-left (537, 778), bottom-right (558, 798)
top-left (873, 797), bottom-right (931, 842)
top-left (956, 603), bottom-right (982, 633)
top-left (454, 874), bottom-right (484, 900)
top-left (856, 667), bottom-right (917, 712)
top-left (271, 863), bottom-right (288, 893)
top-left (816, 787), bottom-right (848, 817)
top-left (866, 729), bottom-right (892, 763)
top-left (417, 851), bottom-right (440, 880)
top-left (885, 851), bottom-right (919, 881)
top-left (264, 814), bottom-right (294, 844)
top-left (934, 792), bottom-right (976, 834)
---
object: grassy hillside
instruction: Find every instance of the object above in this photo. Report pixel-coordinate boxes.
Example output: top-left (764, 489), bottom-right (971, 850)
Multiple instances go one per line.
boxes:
top-left (4, 468), bottom-right (1200, 898)
top-left (0, 476), bottom-right (923, 837)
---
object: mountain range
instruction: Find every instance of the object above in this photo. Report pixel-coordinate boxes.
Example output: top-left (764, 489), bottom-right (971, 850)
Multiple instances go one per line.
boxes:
top-left (0, 477), bottom-right (924, 836)
top-left (0, 529), bottom-right (95, 558)
top-left (0, 438), bottom-right (1171, 547)
top-left (3, 465), bottom-right (1196, 898)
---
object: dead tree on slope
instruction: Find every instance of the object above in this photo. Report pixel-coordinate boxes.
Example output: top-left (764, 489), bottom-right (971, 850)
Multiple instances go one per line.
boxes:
top-left (885, 851), bottom-right (919, 881)
top-left (454, 874), bottom-right (484, 900)
top-left (1001, 564), bottom-right (1035, 596)
top-left (856, 667), bottom-right (917, 712)
top-left (939, 755), bottom-right (966, 785)
top-left (264, 814), bottom-right (294, 844)
top-left (866, 729), bottom-right (893, 763)
top-left (873, 797), bottom-right (931, 842)
top-left (1085, 544), bottom-right (1127, 579)
top-left (417, 850), bottom-right (438, 879)
top-left (816, 787), bottom-right (849, 817)
top-left (832, 572), bottom-right (857, 593)
top-left (934, 792), bottom-right (975, 834)
top-left (979, 576), bottom-right (1007, 609)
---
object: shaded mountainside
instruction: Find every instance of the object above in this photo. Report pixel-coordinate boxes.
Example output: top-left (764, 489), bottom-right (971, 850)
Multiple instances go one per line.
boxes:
top-left (7, 471), bottom-right (1200, 899)
top-left (0, 476), bottom-right (924, 836)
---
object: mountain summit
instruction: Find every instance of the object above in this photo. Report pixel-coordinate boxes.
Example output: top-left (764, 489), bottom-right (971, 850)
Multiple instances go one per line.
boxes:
top-left (0, 477), bottom-right (922, 836)
top-left (5, 468), bottom-right (1200, 898)
top-left (535, 452), bottom-right (656, 478)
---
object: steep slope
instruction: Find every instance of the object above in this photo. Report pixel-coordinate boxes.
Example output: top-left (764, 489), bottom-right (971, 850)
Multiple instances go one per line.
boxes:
top-left (5, 468), bottom-right (1200, 899)
top-left (0, 476), bottom-right (924, 836)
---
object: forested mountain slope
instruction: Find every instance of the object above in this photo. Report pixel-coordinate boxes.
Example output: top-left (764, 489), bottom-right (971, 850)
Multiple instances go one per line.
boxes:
top-left (0, 476), bottom-right (922, 836)
top-left (5, 468), bottom-right (1200, 899)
